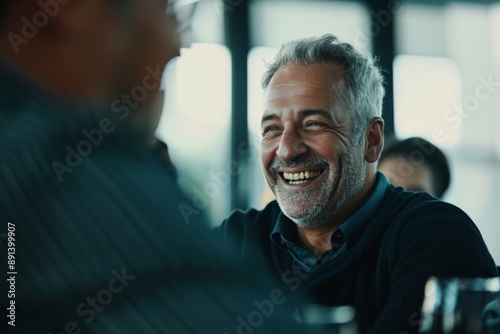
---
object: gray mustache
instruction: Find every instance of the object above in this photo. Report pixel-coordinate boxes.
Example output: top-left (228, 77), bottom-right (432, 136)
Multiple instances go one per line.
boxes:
top-left (269, 156), bottom-right (329, 171)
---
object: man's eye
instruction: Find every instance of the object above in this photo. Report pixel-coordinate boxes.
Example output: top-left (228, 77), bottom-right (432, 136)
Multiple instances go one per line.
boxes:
top-left (305, 121), bottom-right (326, 128)
top-left (262, 126), bottom-right (280, 136)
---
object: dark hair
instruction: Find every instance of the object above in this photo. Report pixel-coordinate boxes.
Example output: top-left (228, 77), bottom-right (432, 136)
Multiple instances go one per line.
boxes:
top-left (380, 136), bottom-right (451, 197)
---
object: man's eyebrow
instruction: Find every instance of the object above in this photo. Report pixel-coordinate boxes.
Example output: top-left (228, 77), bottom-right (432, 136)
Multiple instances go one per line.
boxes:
top-left (261, 114), bottom-right (280, 125)
top-left (299, 109), bottom-right (334, 121)
top-left (261, 109), bottom-right (334, 126)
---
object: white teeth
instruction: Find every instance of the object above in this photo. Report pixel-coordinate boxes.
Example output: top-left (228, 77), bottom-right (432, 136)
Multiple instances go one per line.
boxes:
top-left (282, 170), bottom-right (322, 182)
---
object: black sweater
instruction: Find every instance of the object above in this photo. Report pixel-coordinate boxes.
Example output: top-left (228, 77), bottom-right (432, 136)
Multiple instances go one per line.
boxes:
top-left (220, 186), bottom-right (498, 333)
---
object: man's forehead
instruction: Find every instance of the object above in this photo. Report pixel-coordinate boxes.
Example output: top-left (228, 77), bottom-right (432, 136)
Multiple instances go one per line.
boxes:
top-left (264, 82), bottom-right (337, 104)
top-left (264, 63), bottom-right (344, 103)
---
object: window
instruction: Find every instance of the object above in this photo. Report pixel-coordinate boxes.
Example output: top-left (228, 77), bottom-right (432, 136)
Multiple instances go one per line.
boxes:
top-left (395, 3), bottom-right (500, 263)
top-left (157, 43), bottom-right (232, 225)
top-left (393, 55), bottom-right (463, 149)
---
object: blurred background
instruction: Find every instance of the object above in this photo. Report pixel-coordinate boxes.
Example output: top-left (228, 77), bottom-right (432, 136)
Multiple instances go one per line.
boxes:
top-left (156, 0), bottom-right (500, 263)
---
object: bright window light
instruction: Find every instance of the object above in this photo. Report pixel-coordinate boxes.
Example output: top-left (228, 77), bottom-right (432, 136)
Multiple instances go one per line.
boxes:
top-left (156, 43), bottom-right (232, 225)
top-left (393, 55), bottom-right (463, 149)
top-left (158, 43), bottom-right (231, 156)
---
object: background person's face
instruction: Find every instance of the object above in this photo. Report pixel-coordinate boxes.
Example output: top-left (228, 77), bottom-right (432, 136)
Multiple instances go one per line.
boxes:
top-left (378, 157), bottom-right (436, 196)
top-left (260, 63), bottom-right (367, 230)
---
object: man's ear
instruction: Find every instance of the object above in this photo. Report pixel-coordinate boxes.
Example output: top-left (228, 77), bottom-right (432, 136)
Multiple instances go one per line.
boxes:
top-left (364, 117), bottom-right (384, 163)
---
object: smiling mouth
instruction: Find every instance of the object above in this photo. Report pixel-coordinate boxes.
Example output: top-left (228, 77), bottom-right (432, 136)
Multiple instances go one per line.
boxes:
top-left (281, 170), bottom-right (324, 185)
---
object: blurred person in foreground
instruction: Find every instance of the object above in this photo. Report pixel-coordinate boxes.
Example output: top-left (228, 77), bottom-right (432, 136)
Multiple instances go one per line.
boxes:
top-left (218, 34), bottom-right (498, 334)
top-left (378, 136), bottom-right (450, 198)
top-left (0, 1), bottom-right (306, 333)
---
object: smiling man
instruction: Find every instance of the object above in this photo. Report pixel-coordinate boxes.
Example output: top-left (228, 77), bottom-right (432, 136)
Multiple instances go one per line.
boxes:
top-left (219, 34), bottom-right (498, 333)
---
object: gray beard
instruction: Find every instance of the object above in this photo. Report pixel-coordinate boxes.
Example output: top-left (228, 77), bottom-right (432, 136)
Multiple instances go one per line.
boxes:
top-left (268, 148), bottom-right (366, 231)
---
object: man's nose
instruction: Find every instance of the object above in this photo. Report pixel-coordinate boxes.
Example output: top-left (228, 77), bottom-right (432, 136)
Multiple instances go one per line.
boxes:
top-left (276, 128), bottom-right (307, 161)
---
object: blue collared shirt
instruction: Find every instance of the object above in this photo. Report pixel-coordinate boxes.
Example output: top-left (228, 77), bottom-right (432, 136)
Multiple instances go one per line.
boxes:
top-left (271, 172), bottom-right (390, 271)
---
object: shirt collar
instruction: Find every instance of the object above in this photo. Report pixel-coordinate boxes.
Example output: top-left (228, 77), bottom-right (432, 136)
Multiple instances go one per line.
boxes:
top-left (338, 172), bottom-right (389, 249)
top-left (271, 172), bottom-right (390, 250)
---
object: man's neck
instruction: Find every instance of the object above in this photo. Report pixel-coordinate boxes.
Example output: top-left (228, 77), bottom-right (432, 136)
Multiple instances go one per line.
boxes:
top-left (296, 172), bottom-right (378, 257)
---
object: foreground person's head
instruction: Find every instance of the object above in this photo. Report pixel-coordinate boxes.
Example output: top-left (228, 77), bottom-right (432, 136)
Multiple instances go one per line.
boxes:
top-left (0, 0), bottom-right (180, 136)
top-left (260, 34), bottom-right (385, 231)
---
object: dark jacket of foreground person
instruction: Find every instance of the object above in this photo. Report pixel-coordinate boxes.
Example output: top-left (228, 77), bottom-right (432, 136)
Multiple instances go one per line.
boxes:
top-left (0, 63), bottom-right (309, 333)
top-left (220, 181), bottom-right (498, 333)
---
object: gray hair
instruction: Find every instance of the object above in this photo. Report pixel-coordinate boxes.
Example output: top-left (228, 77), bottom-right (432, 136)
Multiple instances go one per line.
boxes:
top-left (261, 34), bottom-right (385, 143)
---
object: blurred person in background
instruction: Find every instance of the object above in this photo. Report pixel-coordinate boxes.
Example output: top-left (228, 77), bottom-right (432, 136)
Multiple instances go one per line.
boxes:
top-left (0, 0), bottom-right (306, 333)
top-left (219, 34), bottom-right (498, 334)
top-left (378, 136), bottom-right (451, 198)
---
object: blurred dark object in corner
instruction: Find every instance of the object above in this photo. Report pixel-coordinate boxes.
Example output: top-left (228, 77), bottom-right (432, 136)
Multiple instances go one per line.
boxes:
top-left (420, 277), bottom-right (500, 334)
